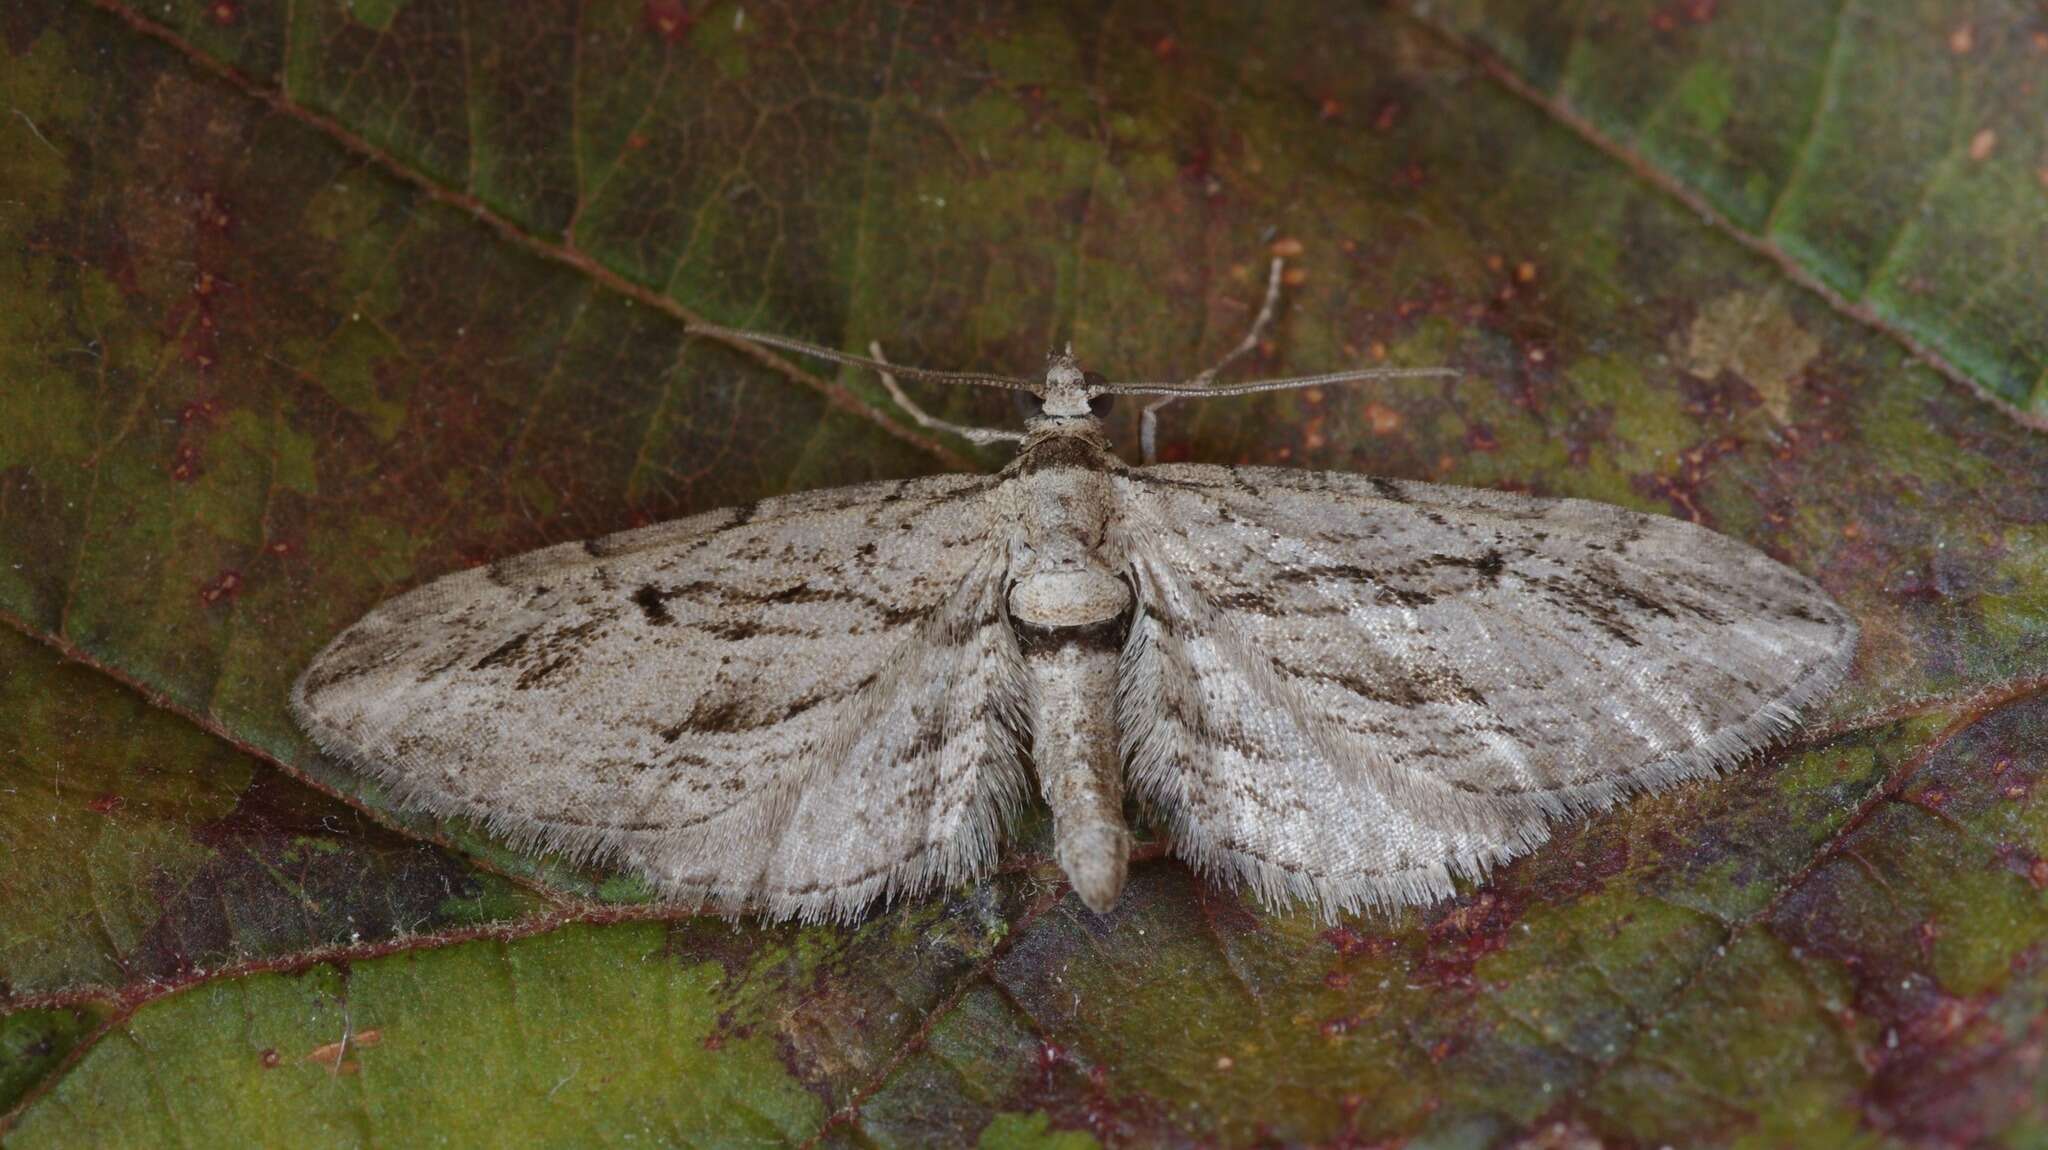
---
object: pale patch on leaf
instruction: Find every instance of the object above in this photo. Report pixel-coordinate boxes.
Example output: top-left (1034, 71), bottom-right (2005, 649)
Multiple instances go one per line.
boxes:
top-left (1683, 291), bottom-right (1822, 424)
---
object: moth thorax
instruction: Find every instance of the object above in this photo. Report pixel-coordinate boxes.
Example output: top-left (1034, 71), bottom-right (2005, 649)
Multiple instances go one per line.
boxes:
top-left (1008, 569), bottom-right (1132, 630)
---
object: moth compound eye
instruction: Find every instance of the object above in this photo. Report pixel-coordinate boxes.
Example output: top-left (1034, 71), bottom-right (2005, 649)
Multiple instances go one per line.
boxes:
top-left (1088, 393), bottom-right (1116, 418)
top-left (1015, 390), bottom-right (1046, 420)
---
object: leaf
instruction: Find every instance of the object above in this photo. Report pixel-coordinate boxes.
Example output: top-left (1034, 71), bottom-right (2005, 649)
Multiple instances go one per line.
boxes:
top-left (2, 1), bottom-right (2043, 1144)
top-left (1414, 0), bottom-right (2048, 423)
top-left (0, 627), bottom-right (541, 1001)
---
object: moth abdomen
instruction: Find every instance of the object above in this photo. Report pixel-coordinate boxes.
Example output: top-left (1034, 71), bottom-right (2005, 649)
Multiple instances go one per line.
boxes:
top-left (1023, 621), bottom-right (1132, 915)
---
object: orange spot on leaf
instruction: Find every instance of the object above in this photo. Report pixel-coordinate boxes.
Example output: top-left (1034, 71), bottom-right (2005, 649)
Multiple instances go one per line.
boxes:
top-left (304, 1029), bottom-right (381, 1072)
top-left (643, 0), bottom-right (695, 43)
top-left (170, 443), bottom-right (201, 483)
top-left (197, 190), bottom-right (232, 231)
top-left (1363, 402), bottom-right (1403, 436)
top-left (199, 569), bottom-right (242, 606)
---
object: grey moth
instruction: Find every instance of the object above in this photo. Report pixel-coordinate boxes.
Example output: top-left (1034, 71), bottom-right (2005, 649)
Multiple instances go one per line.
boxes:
top-left (293, 261), bottom-right (1856, 922)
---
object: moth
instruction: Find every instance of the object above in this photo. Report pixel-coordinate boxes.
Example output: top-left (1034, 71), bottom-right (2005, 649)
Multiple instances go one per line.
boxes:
top-left (293, 260), bottom-right (1857, 922)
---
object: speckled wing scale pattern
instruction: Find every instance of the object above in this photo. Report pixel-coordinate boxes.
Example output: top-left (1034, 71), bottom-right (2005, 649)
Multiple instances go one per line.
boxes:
top-left (295, 348), bottom-right (1856, 924)
top-left (1112, 467), bottom-right (1855, 914)
top-left (292, 474), bottom-right (1036, 922)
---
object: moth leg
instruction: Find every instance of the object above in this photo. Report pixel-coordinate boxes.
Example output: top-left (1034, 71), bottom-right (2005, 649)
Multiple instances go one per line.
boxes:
top-left (1140, 255), bottom-right (1287, 464)
top-left (868, 341), bottom-right (1027, 446)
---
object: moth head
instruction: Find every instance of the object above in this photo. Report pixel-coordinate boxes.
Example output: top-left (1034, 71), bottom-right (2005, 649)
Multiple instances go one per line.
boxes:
top-left (1035, 346), bottom-right (1110, 421)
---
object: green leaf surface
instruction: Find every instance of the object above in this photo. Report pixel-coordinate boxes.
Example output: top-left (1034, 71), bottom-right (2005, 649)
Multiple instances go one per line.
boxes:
top-left (2, 1), bottom-right (2043, 1144)
top-left (1411, 0), bottom-right (2048, 423)
top-left (0, 627), bottom-right (541, 1002)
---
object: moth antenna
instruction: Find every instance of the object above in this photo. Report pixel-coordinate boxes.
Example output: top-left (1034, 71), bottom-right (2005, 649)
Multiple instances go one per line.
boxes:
top-left (1120, 254), bottom-right (1456, 397)
top-left (1130, 256), bottom-right (1458, 463)
top-left (687, 323), bottom-right (1040, 393)
top-left (1103, 365), bottom-right (1461, 399)
top-left (868, 341), bottom-right (1027, 446)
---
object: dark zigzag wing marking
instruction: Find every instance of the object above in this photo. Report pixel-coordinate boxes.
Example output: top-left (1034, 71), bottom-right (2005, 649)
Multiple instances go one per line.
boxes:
top-left (625, 554), bottom-right (1033, 921)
